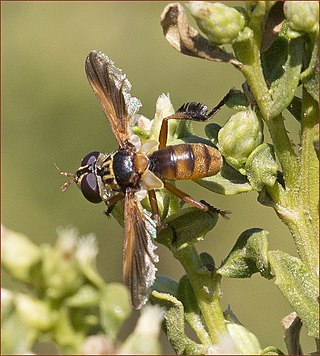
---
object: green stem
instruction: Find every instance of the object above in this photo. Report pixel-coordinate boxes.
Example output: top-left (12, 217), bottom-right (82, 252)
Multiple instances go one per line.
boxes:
top-left (232, 19), bottom-right (317, 274)
top-left (300, 89), bottom-right (319, 225)
top-left (271, 205), bottom-right (317, 273)
top-left (234, 30), bottom-right (300, 200)
top-left (298, 88), bottom-right (319, 273)
top-left (174, 245), bottom-right (227, 344)
top-left (233, 28), bottom-right (272, 118)
top-left (266, 115), bottom-right (300, 202)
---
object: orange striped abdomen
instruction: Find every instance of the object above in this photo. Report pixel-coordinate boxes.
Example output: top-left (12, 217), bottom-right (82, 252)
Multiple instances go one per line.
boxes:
top-left (149, 143), bottom-right (222, 181)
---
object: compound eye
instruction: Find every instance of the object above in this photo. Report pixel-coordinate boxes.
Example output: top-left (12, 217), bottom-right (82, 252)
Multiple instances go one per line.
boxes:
top-left (81, 151), bottom-right (100, 167)
top-left (80, 172), bottom-right (102, 203)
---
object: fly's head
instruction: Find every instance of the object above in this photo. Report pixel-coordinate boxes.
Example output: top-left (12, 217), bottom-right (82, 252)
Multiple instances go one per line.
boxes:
top-left (60, 151), bottom-right (116, 204)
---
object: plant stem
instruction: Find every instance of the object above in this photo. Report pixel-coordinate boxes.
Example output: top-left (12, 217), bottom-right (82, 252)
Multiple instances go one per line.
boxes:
top-left (174, 245), bottom-right (227, 344)
top-left (233, 29), bottom-right (272, 119)
top-left (266, 115), bottom-right (300, 202)
top-left (298, 88), bottom-right (319, 273)
top-left (233, 20), bottom-right (318, 275)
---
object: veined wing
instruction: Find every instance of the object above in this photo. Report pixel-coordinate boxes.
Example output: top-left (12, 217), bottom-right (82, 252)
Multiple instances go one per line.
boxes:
top-left (85, 50), bottom-right (141, 147)
top-left (123, 190), bottom-right (158, 309)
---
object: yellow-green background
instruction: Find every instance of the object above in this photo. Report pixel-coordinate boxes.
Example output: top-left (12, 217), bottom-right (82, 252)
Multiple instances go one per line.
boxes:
top-left (2, 1), bottom-right (313, 354)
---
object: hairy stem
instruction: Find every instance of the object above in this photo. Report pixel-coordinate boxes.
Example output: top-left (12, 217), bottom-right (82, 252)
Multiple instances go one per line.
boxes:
top-left (298, 89), bottom-right (319, 273)
top-left (174, 245), bottom-right (227, 344)
top-left (266, 115), bottom-right (300, 202)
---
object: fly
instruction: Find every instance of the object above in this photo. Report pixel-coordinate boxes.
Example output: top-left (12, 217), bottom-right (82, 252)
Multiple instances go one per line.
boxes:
top-left (61, 50), bottom-right (231, 309)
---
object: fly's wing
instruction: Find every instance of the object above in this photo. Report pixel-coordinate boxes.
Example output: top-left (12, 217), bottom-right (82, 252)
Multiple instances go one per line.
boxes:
top-left (85, 50), bottom-right (142, 147)
top-left (123, 191), bottom-right (158, 309)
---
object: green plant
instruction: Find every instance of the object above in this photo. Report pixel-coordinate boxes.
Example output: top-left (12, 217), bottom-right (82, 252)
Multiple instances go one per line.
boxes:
top-left (149, 1), bottom-right (318, 354)
top-left (2, 1), bottom-right (318, 355)
top-left (148, 1), bottom-right (319, 354)
top-left (1, 226), bottom-right (164, 354)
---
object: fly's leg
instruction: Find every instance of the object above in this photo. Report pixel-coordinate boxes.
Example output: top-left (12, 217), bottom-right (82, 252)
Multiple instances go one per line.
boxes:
top-left (105, 192), bottom-right (125, 216)
top-left (159, 89), bottom-right (235, 148)
top-left (148, 189), bottom-right (162, 227)
top-left (164, 182), bottom-right (230, 219)
top-left (163, 182), bottom-right (209, 211)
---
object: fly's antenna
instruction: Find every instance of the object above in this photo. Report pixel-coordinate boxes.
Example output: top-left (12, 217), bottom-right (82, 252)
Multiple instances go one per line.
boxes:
top-left (60, 172), bottom-right (76, 192)
top-left (53, 158), bottom-right (76, 192)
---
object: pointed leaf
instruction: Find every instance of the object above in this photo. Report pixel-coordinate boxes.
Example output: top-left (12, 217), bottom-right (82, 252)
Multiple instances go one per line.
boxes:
top-left (245, 143), bottom-right (279, 191)
top-left (195, 162), bottom-right (252, 195)
top-left (152, 275), bottom-right (179, 297)
top-left (268, 250), bottom-right (319, 338)
top-left (150, 291), bottom-right (206, 355)
top-left (177, 275), bottom-right (211, 346)
top-left (157, 206), bottom-right (219, 251)
top-left (218, 228), bottom-right (272, 279)
top-left (262, 27), bottom-right (304, 118)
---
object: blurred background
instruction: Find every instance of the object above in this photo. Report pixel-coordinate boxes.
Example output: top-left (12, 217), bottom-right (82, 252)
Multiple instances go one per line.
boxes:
top-left (2, 1), bottom-right (313, 354)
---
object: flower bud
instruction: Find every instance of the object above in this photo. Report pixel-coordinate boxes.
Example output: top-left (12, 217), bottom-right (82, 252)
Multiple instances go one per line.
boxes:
top-left (224, 306), bottom-right (262, 354)
top-left (150, 93), bottom-right (175, 142)
top-left (1, 288), bottom-right (14, 321)
top-left (42, 229), bottom-right (83, 299)
top-left (284, 1), bottom-right (319, 34)
top-left (218, 108), bottom-right (264, 171)
top-left (82, 335), bottom-right (115, 355)
top-left (187, 1), bottom-right (246, 45)
top-left (15, 294), bottom-right (56, 331)
top-left (1, 226), bottom-right (41, 283)
top-left (119, 305), bottom-right (164, 354)
top-left (245, 143), bottom-right (278, 191)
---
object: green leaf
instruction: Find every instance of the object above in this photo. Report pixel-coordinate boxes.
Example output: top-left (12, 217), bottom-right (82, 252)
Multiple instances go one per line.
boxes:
top-left (195, 161), bottom-right (252, 195)
top-left (177, 275), bottom-right (211, 346)
top-left (99, 283), bottom-right (131, 339)
top-left (53, 308), bottom-right (84, 354)
top-left (268, 250), bottom-right (319, 338)
top-left (64, 285), bottom-right (100, 308)
top-left (157, 206), bottom-right (219, 251)
top-left (152, 275), bottom-right (179, 297)
top-left (270, 36), bottom-right (304, 117)
top-left (224, 306), bottom-right (262, 354)
top-left (261, 346), bottom-right (285, 355)
top-left (150, 291), bottom-right (206, 355)
top-left (245, 143), bottom-right (279, 191)
top-left (224, 89), bottom-right (249, 110)
top-left (15, 294), bottom-right (57, 332)
top-left (262, 30), bottom-right (304, 118)
top-left (1, 311), bottom-right (38, 354)
top-left (218, 228), bottom-right (272, 279)
top-left (199, 252), bottom-right (215, 271)
top-left (226, 322), bottom-right (262, 354)
top-left (205, 123), bottom-right (221, 145)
